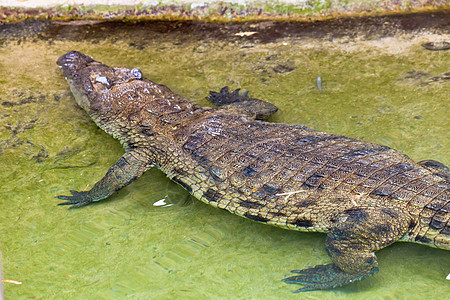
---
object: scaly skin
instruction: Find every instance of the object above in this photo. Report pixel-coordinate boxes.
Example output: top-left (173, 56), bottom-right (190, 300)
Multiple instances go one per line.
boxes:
top-left (56, 51), bottom-right (449, 292)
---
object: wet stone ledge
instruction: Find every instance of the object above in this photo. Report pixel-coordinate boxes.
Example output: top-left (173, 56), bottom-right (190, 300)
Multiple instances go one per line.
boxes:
top-left (0, 11), bottom-right (449, 45)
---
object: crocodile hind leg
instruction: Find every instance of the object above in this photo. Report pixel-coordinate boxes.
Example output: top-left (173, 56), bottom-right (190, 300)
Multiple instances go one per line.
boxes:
top-left (283, 205), bottom-right (413, 291)
top-left (208, 86), bottom-right (278, 120)
top-left (56, 149), bottom-right (154, 208)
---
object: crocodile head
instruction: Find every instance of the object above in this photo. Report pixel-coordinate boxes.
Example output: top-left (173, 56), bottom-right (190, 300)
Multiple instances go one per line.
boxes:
top-left (57, 51), bottom-right (145, 135)
top-left (57, 51), bottom-right (144, 113)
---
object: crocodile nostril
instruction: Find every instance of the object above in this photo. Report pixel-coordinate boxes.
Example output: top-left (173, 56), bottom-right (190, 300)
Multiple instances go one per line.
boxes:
top-left (57, 51), bottom-right (94, 67)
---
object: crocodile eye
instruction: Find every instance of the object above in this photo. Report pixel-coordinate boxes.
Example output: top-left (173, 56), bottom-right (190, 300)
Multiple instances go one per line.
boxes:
top-left (95, 75), bottom-right (111, 88)
top-left (131, 68), bottom-right (143, 80)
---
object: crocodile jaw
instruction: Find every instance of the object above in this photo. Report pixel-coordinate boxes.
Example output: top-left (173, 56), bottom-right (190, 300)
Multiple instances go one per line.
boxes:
top-left (57, 51), bottom-right (96, 113)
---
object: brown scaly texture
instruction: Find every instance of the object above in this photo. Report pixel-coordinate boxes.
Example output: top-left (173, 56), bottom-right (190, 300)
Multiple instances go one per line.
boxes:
top-left (56, 51), bottom-right (449, 292)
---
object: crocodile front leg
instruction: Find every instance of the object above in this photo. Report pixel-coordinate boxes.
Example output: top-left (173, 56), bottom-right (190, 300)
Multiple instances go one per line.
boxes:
top-left (56, 149), bottom-right (154, 208)
top-left (283, 205), bottom-right (412, 291)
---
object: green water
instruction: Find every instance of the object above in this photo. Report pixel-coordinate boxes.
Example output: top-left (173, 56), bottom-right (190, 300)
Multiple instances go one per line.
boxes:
top-left (0, 20), bottom-right (449, 299)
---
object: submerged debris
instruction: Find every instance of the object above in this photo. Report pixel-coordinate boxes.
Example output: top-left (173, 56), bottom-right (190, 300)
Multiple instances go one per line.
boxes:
top-left (422, 41), bottom-right (450, 51)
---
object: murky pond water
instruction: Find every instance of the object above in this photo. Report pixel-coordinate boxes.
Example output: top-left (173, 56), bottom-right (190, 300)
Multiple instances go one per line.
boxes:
top-left (0, 13), bottom-right (449, 299)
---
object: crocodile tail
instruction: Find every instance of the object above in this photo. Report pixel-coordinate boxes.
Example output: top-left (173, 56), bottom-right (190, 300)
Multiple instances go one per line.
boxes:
top-left (428, 189), bottom-right (450, 249)
top-left (431, 176), bottom-right (450, 249)
top-left (418, 160), bottom-right (450, 249)
top-left (418, 160), bottom-right (450, 180)
top-left (403, 176), bottom-right (449, 249)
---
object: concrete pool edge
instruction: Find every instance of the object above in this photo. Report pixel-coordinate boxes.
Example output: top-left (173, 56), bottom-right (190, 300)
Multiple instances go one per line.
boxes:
top-left (1, 0), bottom-right (449, 23)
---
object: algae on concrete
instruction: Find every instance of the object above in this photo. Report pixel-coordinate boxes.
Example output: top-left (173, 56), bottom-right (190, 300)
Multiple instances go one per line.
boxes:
top-left (1, 0), bottom-right (449, 22)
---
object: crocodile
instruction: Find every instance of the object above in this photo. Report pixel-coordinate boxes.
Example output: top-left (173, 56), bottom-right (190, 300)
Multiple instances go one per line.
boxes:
top-left (56, 51), bottom-right (449, 292)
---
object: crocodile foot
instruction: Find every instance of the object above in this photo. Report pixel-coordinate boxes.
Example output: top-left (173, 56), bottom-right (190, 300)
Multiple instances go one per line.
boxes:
top-left (208, 86), bottom-right (249, 106)
top-left (56, 190), bottom-right (95, 208)
top-left (208, 86), bottom-right (278, 120)
top-left (282, 263), bottom-right (378, 292)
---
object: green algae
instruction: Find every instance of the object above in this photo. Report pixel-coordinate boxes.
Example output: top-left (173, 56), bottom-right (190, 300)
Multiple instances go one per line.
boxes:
top-left (0, 19), bottom-right (449, 299)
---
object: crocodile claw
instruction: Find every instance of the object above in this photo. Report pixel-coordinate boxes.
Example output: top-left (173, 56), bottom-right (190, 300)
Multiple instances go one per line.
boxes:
top-left (56, 190), bottom-right (93, 208)
top-left (282, 263), bottom-right (377, 292)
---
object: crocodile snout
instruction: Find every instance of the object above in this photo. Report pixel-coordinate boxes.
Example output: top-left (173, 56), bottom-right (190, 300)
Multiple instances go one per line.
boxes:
top-left (57, 51), bottom-right (94, 70)
top-left (57, 51), bottom-right (97, 111)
